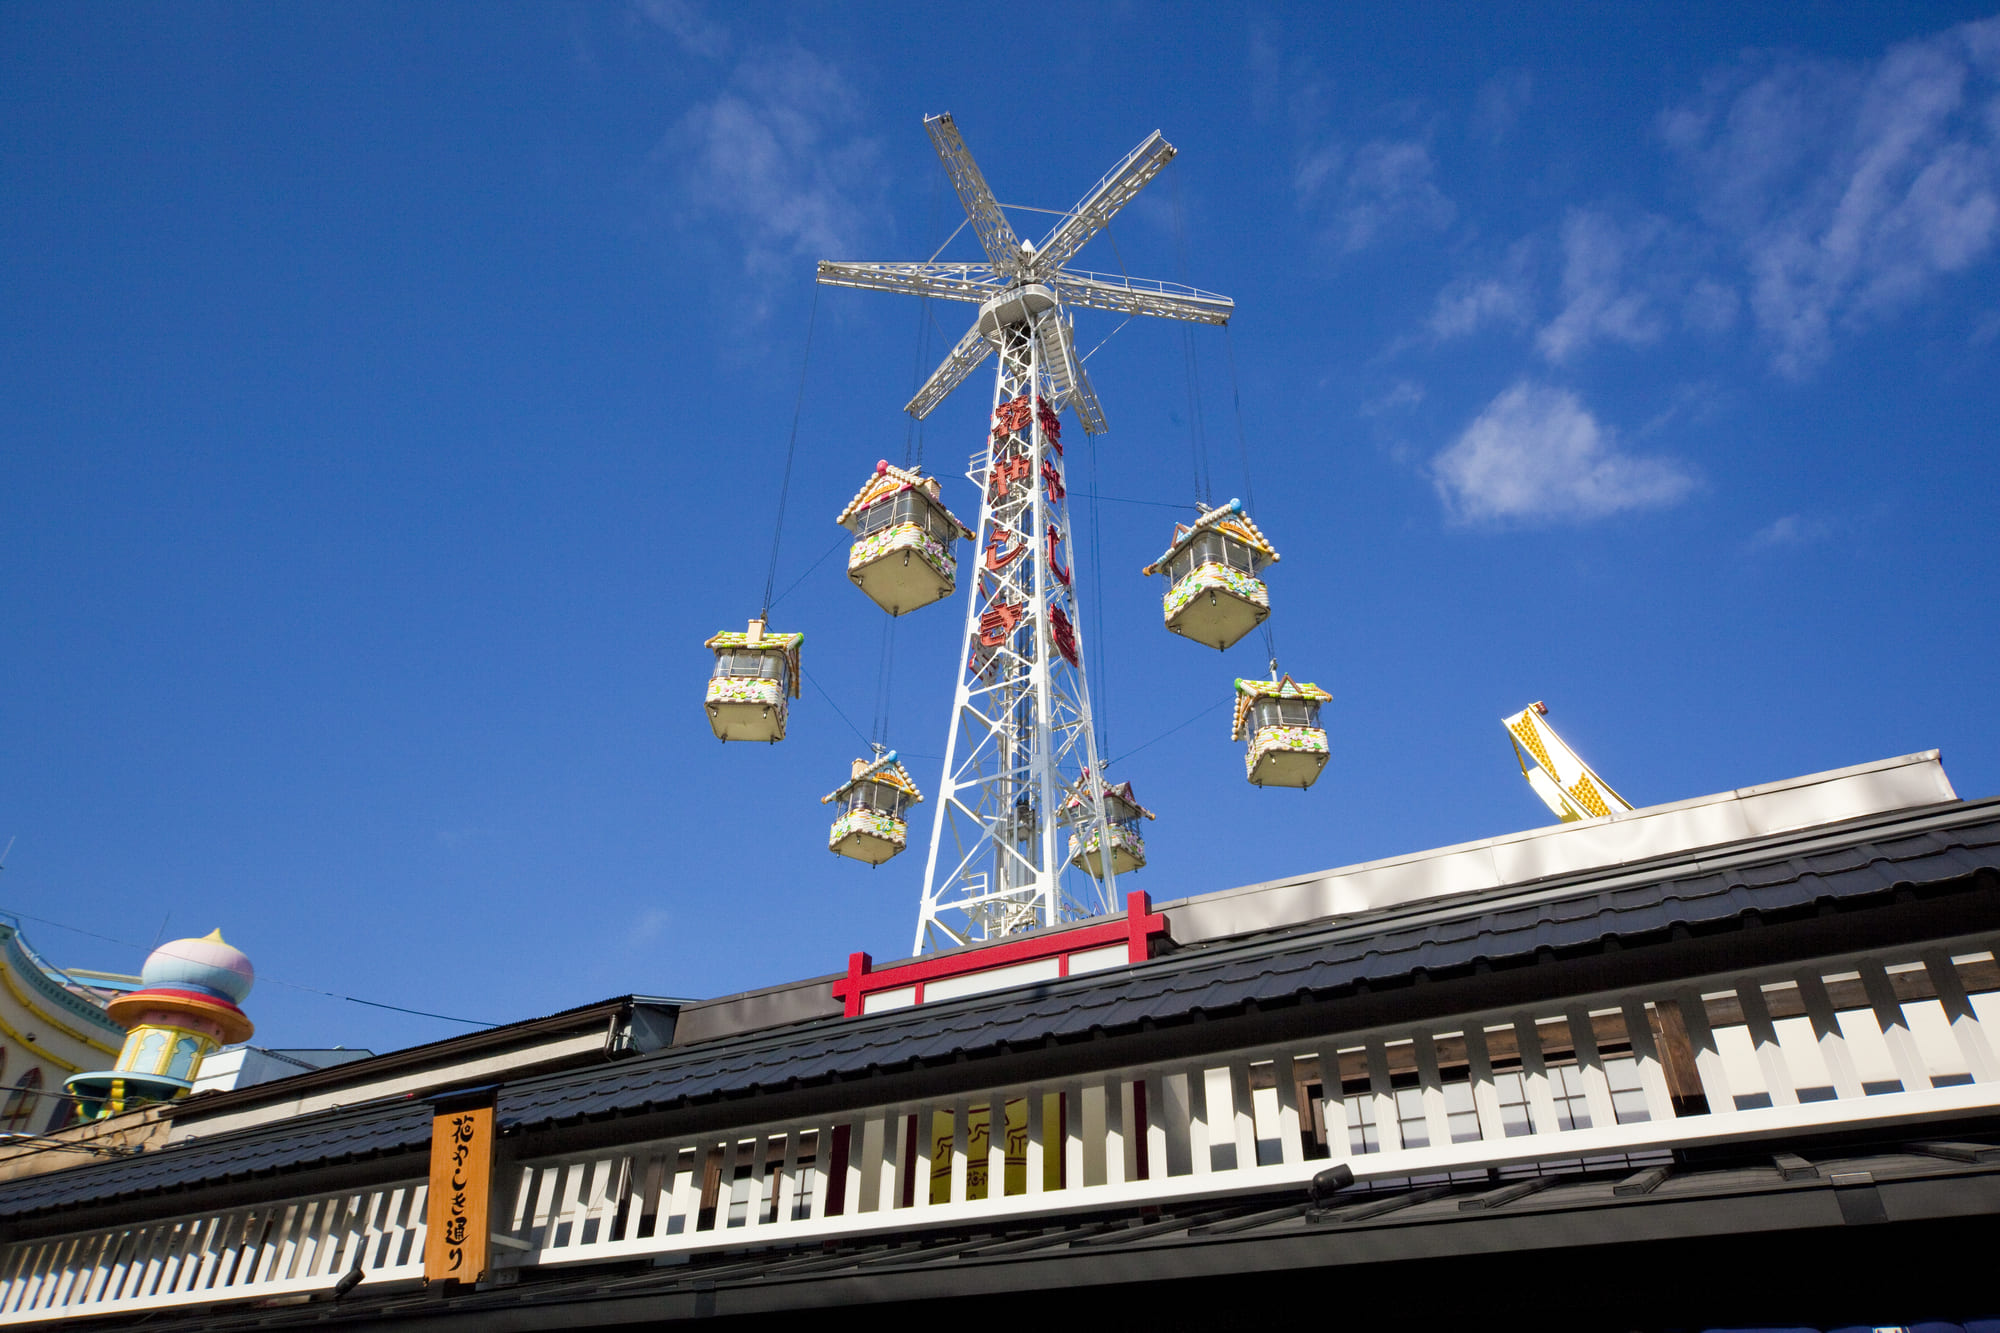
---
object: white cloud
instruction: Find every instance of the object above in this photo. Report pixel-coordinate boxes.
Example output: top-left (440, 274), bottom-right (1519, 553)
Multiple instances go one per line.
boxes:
top-left (1360, 379), bottom-right (1425, 415)
top-left (635, 0), bottom-right (729, 60)
top-left (1536, 209), bottom-right (1670, 362)
top-left (1471, 69), bottom-right (1534, 146)
top-left (1661, 17), bottom-right (2000, 377)
top-left (1428, 239), bottom-right (1536, 340)
top-left (1297, 137), bottom-right (1455, 253)
top-left (652, 45), bottom-right (881, 287)
top-left (1748, 513), bottom-right (1831, 549)
top-left (1433, 382), bottom-right (1696, 524)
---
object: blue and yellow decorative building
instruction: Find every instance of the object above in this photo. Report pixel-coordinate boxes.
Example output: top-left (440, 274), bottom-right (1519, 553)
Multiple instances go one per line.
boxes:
top-left (64, 930), bottom-right (255, 1120)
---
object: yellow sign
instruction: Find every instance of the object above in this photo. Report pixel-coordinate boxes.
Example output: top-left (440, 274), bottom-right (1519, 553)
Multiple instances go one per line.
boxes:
top-left (424, 1105), bottom-right (494, 1284)
top-left (928, 1095), bottom-right (1062, 1203)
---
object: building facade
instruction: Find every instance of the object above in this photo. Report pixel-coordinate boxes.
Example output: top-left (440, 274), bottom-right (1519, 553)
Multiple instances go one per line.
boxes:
top-left (0, 752), bottom-right (1995, 1328)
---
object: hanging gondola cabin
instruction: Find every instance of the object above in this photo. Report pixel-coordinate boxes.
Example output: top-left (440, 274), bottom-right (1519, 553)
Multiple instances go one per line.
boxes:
top-left (1060, 776), bottom-right (1156, 878)
top-left (1232, 674), bottom-right (1332, 789)
top-left (702, 619), bottom-right (802, 743)
top-left (822, 751), bottom-right (924, 865)
top-left (836, 461), bottom-right (975, 617)
top-left (1139, 499), bottom-right (1280, 651)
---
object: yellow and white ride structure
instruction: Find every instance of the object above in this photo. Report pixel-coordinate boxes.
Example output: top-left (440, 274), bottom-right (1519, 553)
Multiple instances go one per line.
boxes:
top-left (823, 751), bottom-right (925, 866)
top-left (1141, 499), bottom-right (1279, 651)
top-left (1504, 701), bottom-right (1634, 822)
top-left (702, 619), bottom-right (803, 744)
top-left (1232, 674), bottom-right (1332, 789)
top-left (836, 461), bottom-right (975, 617)
top-left (1061, 776), bottom-right (1155, 878)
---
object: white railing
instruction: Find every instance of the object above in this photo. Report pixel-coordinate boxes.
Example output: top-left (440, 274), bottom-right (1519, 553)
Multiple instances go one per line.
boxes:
top-left (3, 934), bottom-right (1996, 1321)
top-left (485, 934), bottom-right (2000, 1272)
top-left (0, 1182), bottom-right (427, 1325)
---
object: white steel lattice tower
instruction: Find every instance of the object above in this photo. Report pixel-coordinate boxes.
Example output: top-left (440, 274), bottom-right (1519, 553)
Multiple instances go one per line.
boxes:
top-left (817, 115), bottom-right (1233, 952)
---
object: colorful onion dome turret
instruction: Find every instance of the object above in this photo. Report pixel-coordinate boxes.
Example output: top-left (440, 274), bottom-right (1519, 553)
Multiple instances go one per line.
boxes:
top-left (1232, 674), bottom-right (1332, 789)
top-left (835, 461), bottom-right (974, 618)
top-left (822, 750), bottom-right (925, 866)
top-left (1061, 773), bottom-right (1156, 879)
top-left (1140, 499), bottom-right (1280, 652)
top-left (703, 619), bottom-right (804, 743)
top-left (68, 929), bottom-right (256, 1120)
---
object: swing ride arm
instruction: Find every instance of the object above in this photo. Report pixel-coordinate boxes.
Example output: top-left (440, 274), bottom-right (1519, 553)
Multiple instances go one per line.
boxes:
top-left (1032, 130), bottom-right (1176, 274)
top-left (925, 114), bottom-right (1026, 277)
top-left (1053, 271), bottom-right (1235, 325)
top-left (815, 260), bottom-right (1007, 305)
top-left (905, 323), bottom-right (993, 420)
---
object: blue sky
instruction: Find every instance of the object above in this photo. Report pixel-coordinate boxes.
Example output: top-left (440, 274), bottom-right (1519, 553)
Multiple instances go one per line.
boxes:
top-left (5, 3), bottom-right (1999, 1053)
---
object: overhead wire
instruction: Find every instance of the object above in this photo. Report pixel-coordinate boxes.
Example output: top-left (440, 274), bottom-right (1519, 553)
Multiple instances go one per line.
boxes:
top-left (0, 908), bottom-right (499, 1028)
top-left (801, 668), bottom-right (872, 749)
top-left (765, 532), bottom-right (848, 614)
top-left (758, 285), bottom-right (820, 620)
top-left (1105, 697), bottom-right (1232, 768)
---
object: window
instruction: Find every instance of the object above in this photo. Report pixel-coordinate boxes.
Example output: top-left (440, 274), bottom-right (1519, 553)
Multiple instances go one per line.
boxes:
top-left (1490, 1067), bottom-right (1535, 1137)
top-left (1251, 699), bottom-right (1321, 730)
top-left (1602, 1050), bottom-right (1651, 1124)
top-left (134, 1030), bottom-right (167, 1073)
top-left (1548, 1062), bottom-right (1592, 1130)
top-left (1442, 1079), bottom-right (1482, 1143)
top-left (850, 492), bottom-right (958, 543)
top-left (1, 1069), bottom-right (43, 1133)
top-left (167, 1036), bottom-right (201, 1082)
top-left (1164, 531), bottom-right (1261, 584)
top-left (1342, 1082), bottom-right (1379, 1155)
top-left (1393, 1086), bottom-right (1429, 1148)
top-left (846, 781), bottom-right (906, 817)
top-left (712, 651), bottom-right (788, 689)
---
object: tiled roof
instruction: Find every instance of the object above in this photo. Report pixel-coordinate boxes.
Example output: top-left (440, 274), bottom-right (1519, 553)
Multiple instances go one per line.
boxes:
top-left (0, 1099), bottom-right (432, 1218)
top-left (833, 462), bottom-right (972, 537)
top-left (488, 799), bottom-right (2000, 1131)
top-left (822, 751), bottom-right (924, 805)
top-left (1141, 499), bottom-right (1280, 575)
top-left (5, 798), bottom-right (1996, 1220)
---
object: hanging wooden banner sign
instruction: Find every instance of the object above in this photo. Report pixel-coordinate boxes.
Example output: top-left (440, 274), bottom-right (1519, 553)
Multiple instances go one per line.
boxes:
top-left (423, 1103), bottom-right (494, 1285)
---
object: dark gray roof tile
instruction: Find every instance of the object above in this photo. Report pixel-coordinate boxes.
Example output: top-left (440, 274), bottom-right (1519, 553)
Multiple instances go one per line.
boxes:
top-left (8, 801), bottom-right (1996, 1221)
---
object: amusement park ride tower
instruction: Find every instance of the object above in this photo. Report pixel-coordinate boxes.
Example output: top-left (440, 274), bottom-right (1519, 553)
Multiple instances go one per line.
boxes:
top-left (818, 116), bottom-right (1234, 953)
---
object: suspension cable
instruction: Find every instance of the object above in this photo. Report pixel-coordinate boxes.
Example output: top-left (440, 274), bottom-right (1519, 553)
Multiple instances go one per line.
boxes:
top-left (1087, 428), bottom-right (1109, 759)
top-left (1223, 323), bottom-right (1279, 667)
top-left (905, 171), bottom-right (944, 472)
top-left (1170, 168), bottom-right (1213, 509)
top-left (758, 285), bottom-right (820, 619)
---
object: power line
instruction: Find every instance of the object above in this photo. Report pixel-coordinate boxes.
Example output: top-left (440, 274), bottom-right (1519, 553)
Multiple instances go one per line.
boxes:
top-left (1105, 697), bottom-right (1232, 769)
top-left (0, 909), bottom-right (498, 1028)
top-left (800, 667), bottom-right (871, 749)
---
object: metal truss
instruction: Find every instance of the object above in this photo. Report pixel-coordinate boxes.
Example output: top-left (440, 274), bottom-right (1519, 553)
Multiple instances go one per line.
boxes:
top-left (815, 113), bottom-right (1235, 950)
top-left (912, 317), bottom-right (1119, 950)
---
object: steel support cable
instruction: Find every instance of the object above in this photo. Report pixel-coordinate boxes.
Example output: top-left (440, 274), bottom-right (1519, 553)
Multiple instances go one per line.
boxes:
top-left (869, 616), bottom-right (898, 746)
top-left (1087, 428), bottom-right (1109, 759)
top-left (1223, 324), bottom-right (1280, 669)
top-left (1169, 168), bottom-right (1212, 508)
top-left (759, 285), bottom-right (820, 619)
top-left (905, 171), bottom-right (946, 471)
